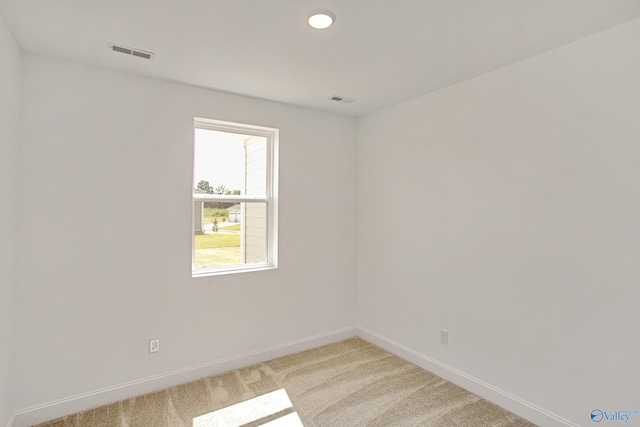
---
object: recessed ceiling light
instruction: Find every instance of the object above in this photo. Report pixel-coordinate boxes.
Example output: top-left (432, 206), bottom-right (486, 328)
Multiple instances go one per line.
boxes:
top-left (307, 9), bottom-right (336, 29)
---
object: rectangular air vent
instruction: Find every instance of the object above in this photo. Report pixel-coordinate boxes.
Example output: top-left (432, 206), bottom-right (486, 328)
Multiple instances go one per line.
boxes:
top-left (328, 95), bottom-right (355, 104)
top-left (109, 43), bottom-right (154, 60)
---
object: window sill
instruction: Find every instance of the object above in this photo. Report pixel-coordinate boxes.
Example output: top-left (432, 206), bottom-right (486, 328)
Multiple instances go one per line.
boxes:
top-left (192, 263), bottom-right (277, 278)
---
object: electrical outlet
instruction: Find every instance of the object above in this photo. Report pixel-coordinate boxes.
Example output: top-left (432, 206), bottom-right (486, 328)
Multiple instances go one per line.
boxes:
top-left (440, 330), bottom-right (448, 345)
top-left (149, 339), bottom-right (159, 353)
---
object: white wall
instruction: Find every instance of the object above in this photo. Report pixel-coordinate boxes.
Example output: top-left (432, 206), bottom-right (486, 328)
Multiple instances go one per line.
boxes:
top-left (0, 14), bottom-right (20, 427)
top-left (16, 54), bottom-right (357, 422)
top-left (358, 17), bottom-right (640, 427)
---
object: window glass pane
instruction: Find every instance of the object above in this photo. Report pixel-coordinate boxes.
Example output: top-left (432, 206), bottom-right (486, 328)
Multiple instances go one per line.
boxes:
top-left (193, 202), bottom-right (267, 269)
top-left (194, 129), bottom-right (250, 196)
top-left (193, 201), bottom-right (242, 269)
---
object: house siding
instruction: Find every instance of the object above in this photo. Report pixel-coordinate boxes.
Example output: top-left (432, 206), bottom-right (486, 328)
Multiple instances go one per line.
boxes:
top-left (244, 137), bottom-right (268, 263)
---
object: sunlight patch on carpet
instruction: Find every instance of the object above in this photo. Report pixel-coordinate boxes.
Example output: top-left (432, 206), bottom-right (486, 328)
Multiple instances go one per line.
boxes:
top-left (192, 388), bottom-right (302, 427)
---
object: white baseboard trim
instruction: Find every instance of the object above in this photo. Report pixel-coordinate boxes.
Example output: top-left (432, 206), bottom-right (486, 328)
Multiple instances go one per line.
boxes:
top-left (357, 327), bottom-right (579, 427)
top-left (14, 326), bottom-right (357, 427)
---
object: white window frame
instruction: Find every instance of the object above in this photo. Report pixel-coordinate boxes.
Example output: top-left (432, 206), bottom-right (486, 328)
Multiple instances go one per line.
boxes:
top-left (192, 117), bottom-right (279, 277)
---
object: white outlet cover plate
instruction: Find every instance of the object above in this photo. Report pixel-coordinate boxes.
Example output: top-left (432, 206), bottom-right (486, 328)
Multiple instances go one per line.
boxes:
top-left (440, 330), bottom-right (448, 345)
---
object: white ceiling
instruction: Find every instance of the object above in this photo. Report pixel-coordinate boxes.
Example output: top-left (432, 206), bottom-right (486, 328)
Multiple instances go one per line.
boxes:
top-left (1, 0), bottom-right (640, 117)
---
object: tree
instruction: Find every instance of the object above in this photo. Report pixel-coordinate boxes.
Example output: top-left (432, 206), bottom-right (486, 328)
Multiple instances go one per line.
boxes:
top-left (196, 180), bottom-right (213, 194)
top-left (214, 185), bottom-right (228, 195)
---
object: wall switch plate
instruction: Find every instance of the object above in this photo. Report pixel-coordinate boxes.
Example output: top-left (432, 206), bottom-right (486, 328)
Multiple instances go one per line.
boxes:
top-left (149, 339), bottom-right (159, 353)
top-left (440, 330), bottom-right (448, 345)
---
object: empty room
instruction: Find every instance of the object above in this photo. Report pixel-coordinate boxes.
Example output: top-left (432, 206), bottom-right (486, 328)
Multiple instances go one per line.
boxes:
top-left (1, 1), bottom-right (640, 426)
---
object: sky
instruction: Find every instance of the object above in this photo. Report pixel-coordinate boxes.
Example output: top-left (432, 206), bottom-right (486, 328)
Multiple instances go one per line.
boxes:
top-left (193, 128), bottom-right (245, 192)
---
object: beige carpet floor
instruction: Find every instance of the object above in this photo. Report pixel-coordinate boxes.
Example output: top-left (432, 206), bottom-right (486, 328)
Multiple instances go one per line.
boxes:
top-left (33, 337), bottom-right (537, 427)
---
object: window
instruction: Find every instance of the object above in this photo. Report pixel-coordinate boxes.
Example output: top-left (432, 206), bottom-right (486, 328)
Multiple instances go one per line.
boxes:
top-left (192, 118), bottom-right (278, 276)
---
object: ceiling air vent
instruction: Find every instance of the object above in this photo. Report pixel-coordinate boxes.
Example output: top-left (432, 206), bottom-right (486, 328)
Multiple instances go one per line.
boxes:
top-left (108, 43), bottom-right (155, 60)
top-left (328, 95), bottom-right (355, 104)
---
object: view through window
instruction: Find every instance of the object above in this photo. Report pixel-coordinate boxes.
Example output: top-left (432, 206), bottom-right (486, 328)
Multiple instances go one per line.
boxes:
top-left (192, 118), bottom-right (278, 276)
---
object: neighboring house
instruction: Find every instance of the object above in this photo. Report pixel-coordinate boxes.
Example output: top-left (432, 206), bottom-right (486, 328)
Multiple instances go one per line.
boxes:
top-left (227, 204), bottom-right (241, 223)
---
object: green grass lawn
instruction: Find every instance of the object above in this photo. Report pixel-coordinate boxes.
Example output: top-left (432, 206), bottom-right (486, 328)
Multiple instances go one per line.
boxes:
top-left (194, 232), bottom-right (241, 267)
top-left (194, 233), bottom-right (240, 249)
top-left (194, 247), bottom-right (240, 267)
top-left (220, 224), bottom-right (241, 231)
